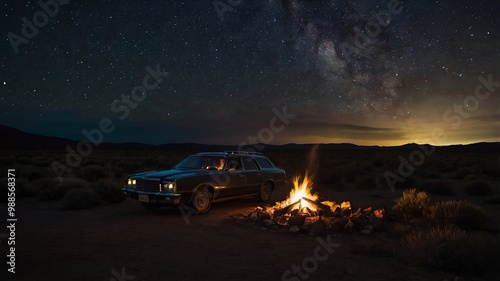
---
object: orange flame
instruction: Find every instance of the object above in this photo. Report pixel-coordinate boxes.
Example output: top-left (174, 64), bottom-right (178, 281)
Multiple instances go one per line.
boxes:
top-left (275, 172), bottom-right (319, 211)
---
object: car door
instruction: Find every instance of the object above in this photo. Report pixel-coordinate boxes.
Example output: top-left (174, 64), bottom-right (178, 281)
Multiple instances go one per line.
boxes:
top-left (222, 156), bottom-right (246, 197)
top-left (241, 156), bottom-right (263, 194)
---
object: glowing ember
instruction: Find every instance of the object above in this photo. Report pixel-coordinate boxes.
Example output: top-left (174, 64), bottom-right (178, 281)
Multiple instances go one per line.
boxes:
top-left (275, 173), bottom-right (319, 211)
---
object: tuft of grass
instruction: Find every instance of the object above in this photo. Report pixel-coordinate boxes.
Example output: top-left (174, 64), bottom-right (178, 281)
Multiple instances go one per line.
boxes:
top-left (464, 179), bottom-right (494, 197)
top-left (403, 226), bottom-right (500, 273)
top-left (393, 189), bottom-right (430, 219)
top-left (61, 187), bottom-right (100, 210)
top-left (420, 179), bottom-right (455, 196)
top-left (430, 200), bottom-right (493, 231)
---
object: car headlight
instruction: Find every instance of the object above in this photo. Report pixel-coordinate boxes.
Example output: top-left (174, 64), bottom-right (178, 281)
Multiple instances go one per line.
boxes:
top-left (162, 181), bottom-right (174, 192)
top-left (127, 178), bottom-right (137, 187)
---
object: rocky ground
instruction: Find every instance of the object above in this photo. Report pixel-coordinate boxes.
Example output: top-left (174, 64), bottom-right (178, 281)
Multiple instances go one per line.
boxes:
top-left (3, 187), bottom-right (499, 281)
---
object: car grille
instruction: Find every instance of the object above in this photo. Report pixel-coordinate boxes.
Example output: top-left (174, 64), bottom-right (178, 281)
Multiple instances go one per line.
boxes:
top-left (136, 179), bottom-right (160, 192)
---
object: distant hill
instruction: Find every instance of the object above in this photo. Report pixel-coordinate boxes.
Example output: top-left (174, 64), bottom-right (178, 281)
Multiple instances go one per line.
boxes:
top-left (0, 125), bottom-right (77, 149)
top-left (0, 124), bottom-right (498, 152)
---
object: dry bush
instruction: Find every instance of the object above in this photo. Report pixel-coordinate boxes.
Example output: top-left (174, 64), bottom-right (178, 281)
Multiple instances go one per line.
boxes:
top-left (78, 164), bottom-right (108, 182)
top-left (403, 226), bottom-right (500, 273)
top-left (452, 166), bottom-right (476, 179)
top-left (430, 200), bottom-right (492, 231)
top-left (61, 187), bottom-right (100, 210)
top-left (420, 179), bottom-right (455, 196)
top-left (93, 178), bottom-right (124, 203)
top-left (38, 178), bottom-right (89, 201)
top-left (464, 179), bottom-right (494, 197)
top-left (393, 189), bottom-right (430, 218)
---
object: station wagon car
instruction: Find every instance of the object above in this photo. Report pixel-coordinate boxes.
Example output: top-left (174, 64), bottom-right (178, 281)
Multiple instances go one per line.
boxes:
top-left (122, 151), bottom-right (286, 213)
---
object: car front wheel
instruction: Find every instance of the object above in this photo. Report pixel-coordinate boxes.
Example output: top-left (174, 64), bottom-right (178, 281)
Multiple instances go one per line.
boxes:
top-left (191, 189), bottom-right (212, 214)
top-left (258, 182), bottom-right (273, 202)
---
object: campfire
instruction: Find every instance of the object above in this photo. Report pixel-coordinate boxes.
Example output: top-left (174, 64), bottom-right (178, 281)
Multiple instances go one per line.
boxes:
top-left (247, 172), bottom-right (385, 235)
top-left (272, 173), bottom-right (351, 217)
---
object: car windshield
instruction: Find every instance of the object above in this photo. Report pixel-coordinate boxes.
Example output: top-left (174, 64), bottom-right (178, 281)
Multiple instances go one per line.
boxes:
top-left (174, 155), bottom-right (226, 170)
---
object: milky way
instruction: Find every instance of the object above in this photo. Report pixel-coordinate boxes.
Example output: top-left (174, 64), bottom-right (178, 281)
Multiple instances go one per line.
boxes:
top-left (1, 0), bottom-right (499, 145)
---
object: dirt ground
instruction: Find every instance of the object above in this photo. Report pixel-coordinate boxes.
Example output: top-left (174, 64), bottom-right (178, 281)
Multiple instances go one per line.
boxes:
top-left (2, 187), bottom-right (499, 281)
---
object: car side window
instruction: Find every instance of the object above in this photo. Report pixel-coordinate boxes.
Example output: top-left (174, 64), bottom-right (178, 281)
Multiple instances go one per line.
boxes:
top-left (242, 157), bottom-right (259, 171)
top-left (255, 157), bottom-right (274, 169)
top-left (226, 157), bottom-right (242, 171)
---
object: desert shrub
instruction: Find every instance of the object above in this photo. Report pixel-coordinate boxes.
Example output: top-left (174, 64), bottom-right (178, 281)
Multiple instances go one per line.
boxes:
top-left (61, 187), bottom-right (100, 210)
top-left (452, 167), bottom-right (476, 179)
top-left (38, 178), bottom-right (89, 201)
top-left (464, 180), bottom-right (494, 197)
top-left (430, 200), bottom-right (492, 231)
top-left (393, 189), bottom-right (430, 218)
top-left (403, 226), bottom-right (500, 273)
top-left (78, 165), bottom-right (107, 182)
top-left (142, 157), bottom-right (159, 168)
top-left (93, 178), bottom-right (124, 203)
top-left (420, 179), bottom-right (455, 196)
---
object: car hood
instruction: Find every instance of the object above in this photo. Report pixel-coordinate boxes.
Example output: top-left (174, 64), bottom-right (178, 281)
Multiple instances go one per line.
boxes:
top-left (130, 169), bottom-right (209, 180)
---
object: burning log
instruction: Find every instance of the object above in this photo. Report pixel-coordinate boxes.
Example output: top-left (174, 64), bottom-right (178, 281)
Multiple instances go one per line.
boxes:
top-left (273, 200), bottom-right (301, 217)
top-left (301, 196), bottom-right (330, 212)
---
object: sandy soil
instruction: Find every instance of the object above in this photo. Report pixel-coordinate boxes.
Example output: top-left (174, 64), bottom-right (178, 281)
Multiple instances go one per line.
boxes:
top-left (2, 188), bottom-right (498, 281)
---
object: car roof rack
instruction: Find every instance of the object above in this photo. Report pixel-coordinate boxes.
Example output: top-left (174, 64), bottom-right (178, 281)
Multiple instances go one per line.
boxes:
top-left (224, 151), bottom-right (264, 156)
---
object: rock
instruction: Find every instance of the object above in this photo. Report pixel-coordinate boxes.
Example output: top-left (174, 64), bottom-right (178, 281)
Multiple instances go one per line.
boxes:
top-left (370, 217), bottom-right (388, 232)
top-left (351, 207), bottom-right (362, 217)
top-left (288, 215), bottom-right (306, 227)
top-left (341, 201), bottom-right (352, 216)
top-left (262, 219), bottom-right (274, 227)
top-left (360, 224), bottom-right (374, 235)
top-left (289, 225), bottom-right (301, 233)
top-left (257, 211), bottom-right (271, 221)
top-left (374, 208), bottom-right (385, 219)
top-left (351, 216), bottom-right (368, 231)
top-left (344, 218), bottom-right (355, 232)
top-left (309, 218), bottom-right (327, 235)
top-left (332, 218), bottom-right (348, 232)
top-left (250, 211), bottom-right (259, 219)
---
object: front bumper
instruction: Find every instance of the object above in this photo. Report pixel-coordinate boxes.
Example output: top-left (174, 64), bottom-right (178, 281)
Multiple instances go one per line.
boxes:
top-left (122, 187), bottom-right (182, 205)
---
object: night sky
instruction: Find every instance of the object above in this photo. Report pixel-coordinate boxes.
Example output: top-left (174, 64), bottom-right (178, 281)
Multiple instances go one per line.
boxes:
top-left (1, 0), bottom-right (499, 146)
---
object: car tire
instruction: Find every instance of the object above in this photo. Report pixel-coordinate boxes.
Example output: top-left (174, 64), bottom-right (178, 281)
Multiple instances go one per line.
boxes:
top-left (191, 188), bottom-right (212, 214)
top-left (258, 182), bottom-right (273, 202)
top-left (142, 202), bottom-right (161, 211)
